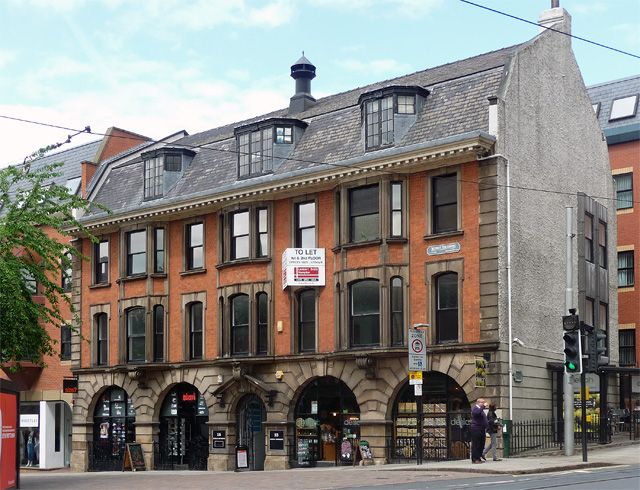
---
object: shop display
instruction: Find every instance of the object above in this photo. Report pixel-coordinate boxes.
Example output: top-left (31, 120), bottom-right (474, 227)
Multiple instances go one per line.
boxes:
top-left (295, 417), bottom-right (318, 466)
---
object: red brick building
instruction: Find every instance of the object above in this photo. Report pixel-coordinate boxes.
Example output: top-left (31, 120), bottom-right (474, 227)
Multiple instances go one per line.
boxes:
top-left (589, 75), bottom-right (640, 406)
top-left (70, 6), bottom-right (616, 472)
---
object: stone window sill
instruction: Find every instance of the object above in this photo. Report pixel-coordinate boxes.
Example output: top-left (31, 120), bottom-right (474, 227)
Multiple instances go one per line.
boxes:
top-left (216, 257), bottom-right (271, 270)
top-left (180, 268), bottom-right (207, 277)
top-left (423, 230), bottom-right (464, 241)
top-left (117, 274), bottom-right (147, 284)
top-left (89, 282), bottom-right (111, 289)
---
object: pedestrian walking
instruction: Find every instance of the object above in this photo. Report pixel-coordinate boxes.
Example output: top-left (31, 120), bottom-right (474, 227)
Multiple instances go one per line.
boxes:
top-left (482, 403), bottom-right (502, 461)
top-left (470, 398), bottom-right (488, 464)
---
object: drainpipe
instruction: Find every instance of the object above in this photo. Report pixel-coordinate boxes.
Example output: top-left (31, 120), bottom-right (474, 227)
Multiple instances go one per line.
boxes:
top-left (477, 153), bottom-right (513, 421)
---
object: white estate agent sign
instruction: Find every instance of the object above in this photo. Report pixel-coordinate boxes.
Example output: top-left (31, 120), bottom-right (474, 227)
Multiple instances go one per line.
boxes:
top-left (408, 328), bottom-right (427, 371)
top-left (282, 248), bottom-right (326, 289)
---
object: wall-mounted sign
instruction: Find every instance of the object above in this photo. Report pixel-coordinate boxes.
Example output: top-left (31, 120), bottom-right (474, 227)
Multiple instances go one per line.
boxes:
top-left (19, 414), bottom-right (39, 428)
top-left (408, 328), bottom-right (427, 371)
top-left (427, 242), bottom-right (461, 256)
top-left (182, 393), bottom-right (196, 402)
top-left (269, 430), bottom-right (284, 450)
top-left (282, 248), bottom-right (325, 288)
top-left (63, 378), bottom-right (78, 394)
top-left (211, 430), bottom-right (226, 449)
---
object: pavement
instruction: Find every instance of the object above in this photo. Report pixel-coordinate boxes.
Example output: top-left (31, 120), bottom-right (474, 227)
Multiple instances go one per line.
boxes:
top-left (18, 442), bottom-right (640, 490)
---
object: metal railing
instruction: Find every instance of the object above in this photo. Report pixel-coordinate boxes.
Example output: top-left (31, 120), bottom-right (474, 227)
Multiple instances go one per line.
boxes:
top-left (153, 440), bottom-right (209, 470)
top-left (87, 440), bottom-right (126, 472)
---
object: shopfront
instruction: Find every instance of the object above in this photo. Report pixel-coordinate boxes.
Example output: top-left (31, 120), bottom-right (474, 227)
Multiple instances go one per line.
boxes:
top-left (390, 372), bottom-right (470, 462)
top-left (90, 387), bottom-right (136, 471)
top-left (236, 394), bottom-right (267, 471)
top-left (19, 400), bottom-right (72, 470)
top-left (293, 377), bottom-right (360, 467)
top-left (157, 383), bottom-right (208, 470)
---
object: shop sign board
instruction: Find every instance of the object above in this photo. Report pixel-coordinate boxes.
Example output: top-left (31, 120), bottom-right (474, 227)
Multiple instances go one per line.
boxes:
top-left (408, 328), bottom-right (427, 371)
top-left (409, 371), bottom-right (423, 385)
top-left (19, 414), bottom-right (39, 428)
top-left (282, 248), bottom-right (325, 288)
top-left (211, 430), bottom-right (226, 449)
top-left (62, 378), bottom-right (78, 394)
top-left (427, 242), bottom-right (460, 256)
top-left (1, 390), bottom-right (18, 490)
top-left (269, 430), bottom-right (284, 450)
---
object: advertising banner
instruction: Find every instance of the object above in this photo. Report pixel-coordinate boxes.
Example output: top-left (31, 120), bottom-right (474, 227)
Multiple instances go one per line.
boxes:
top-left (1, 392), bottom-right (18, 490)
top-left (282, 248), bottom-right (325, 288)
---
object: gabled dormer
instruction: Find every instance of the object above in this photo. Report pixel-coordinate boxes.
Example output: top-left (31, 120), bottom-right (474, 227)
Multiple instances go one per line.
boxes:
top-left (234, 118), bottom-right (308, 179)
top-left (141, 147), bottom-right (196, 200)
top-left (358, 85), bottom-right (429, 151)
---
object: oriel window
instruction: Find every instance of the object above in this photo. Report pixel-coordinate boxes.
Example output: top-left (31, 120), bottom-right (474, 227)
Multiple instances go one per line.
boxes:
top-left (350, 280), bottom-right (380, 347)
top-left (349, 184), bottom-right (379, 243)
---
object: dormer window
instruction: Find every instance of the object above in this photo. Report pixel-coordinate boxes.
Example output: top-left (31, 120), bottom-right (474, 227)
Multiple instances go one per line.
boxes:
top-left (164, 154), bottom-right (182, 172)
top-left (142, 148), bottom-right (195, 200)
top-left (235, 118), bottom-right (308, 179)
top-left (359, 86), bottom-right (429, 151)
top-left (144, 155), bottom-right (163, 199)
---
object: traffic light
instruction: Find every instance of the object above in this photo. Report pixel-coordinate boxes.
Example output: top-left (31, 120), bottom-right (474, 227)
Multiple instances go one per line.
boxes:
top-left (563, 330), bottom-right (582, 374)
top-left (585, 328), bottom-right (609, 373)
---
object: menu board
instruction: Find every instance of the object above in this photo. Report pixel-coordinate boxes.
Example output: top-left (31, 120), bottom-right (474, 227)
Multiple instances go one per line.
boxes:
top-left (122, 443), bottom-right (146, 471)
top-left (297, 438), bottom-right (312, 465)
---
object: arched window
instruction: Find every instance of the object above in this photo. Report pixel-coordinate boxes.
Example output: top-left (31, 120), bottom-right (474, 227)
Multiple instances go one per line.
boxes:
top-left (298, 289), bottom-right (316, 352)
top-left (231, 295), bottom-right (249, 355)
top-left (188, 302), bottom-right (203, 360)
top-left (126, 307), bottom-right (145, 363)
top-left (95, 313), bottom-right (108, 366)
top-left (93, 386), bottom-right (135, 468)
top-left (153, 305), bottom-right (164, 362)
top-left (436, 273), bottom-right (458, 343)
top-left (391, 276), bottom-right (404, 346)
top-left (256, 293), bottom-right (268, 355)
top-left (350, 280), bottom-right (380, 347)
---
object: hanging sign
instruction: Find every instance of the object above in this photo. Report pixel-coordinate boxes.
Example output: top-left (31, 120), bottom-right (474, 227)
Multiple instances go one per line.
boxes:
top-left (63, 377), bottom-right (78, 394)
top-left (282, 248), bottom-right (325, 288)
top-left (408, 328), bottom-right (427, 371)
top-left (427, 242), bottom-right (461, 256)
top-left (409, 371), bottom-right (423, 385)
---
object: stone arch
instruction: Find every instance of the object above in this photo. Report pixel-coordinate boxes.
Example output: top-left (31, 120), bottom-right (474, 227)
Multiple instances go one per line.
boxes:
top-left (430, 351), bottom-right (495, 404)
top-left (151, 372), bottom-right (212, 423)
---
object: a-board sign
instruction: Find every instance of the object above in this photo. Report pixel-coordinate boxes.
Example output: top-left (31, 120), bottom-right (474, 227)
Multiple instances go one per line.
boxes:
top-left (212, 430), bottom-right (226, 449)
top-left (236, 446), bottom-right (249, 470)
top-left (354, 440), bottom-right (374, 466)
top-left (122, 443), bottom-right (146, 472)
top-left (269, 430), bottom-right (284, 450)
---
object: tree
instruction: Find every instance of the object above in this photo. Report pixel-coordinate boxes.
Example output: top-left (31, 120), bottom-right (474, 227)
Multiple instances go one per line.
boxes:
top-left (0, 149), bottom-right (100, 367)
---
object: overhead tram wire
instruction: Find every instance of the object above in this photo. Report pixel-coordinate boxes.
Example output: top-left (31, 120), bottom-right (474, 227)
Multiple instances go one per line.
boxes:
top-left (458, 0), bottom-right (640, 59)
top-left (1, 114), bottom-right (638, 207)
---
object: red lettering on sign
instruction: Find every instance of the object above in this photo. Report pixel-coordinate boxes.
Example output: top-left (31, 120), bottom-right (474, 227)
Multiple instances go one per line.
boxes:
top-left (182, 393), bottom-right (196, 402)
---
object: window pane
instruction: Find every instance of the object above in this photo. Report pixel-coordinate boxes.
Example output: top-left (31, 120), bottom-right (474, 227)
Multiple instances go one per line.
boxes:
top-left (130, 253), bottom-right (146, 275)
top-left (352, 281), bottom-right (380, 315)
top-left (232, 295), bottom-right (249, 327)
top-left (234, 236), bottom-right (249, 259)
top-left (131, 337), bottom-right (145, 362)
top-left (614, 173), bottom-right (633, 210)
top-left (352, 213), bottom-right (380, 242)
top-left (298, 202), bottom-right (315, 228)
top-left (433, 175), bottom-right (457, 206)
top-left (233, 211), bottom-right (249, 236)
top-left (438, 274), bottom-right (458, 309)
top-left (257, 293), bottom-right (268, 354)
top-left (352, 315), bottom-right (380, 346)
top-left (257, 293), bottom-right (268, 323)
top-left (433, 174), bottom-right (457, 233)
top-left (154, 306), bottom-right (164, 361)
top-left (232, 295), bottom-right (249, 355)
top-left (189, 223), bottom-right (203, 247)
top-left (127, 309), bottom-right (145, 335)
top-left (299, 291), bottom-right (316, 352)
top-left (300, 228), bottom-right (315, 249)
top-left (191, 246), bottom-right (203, 269)
top-left (191, 332), bottom-right (203, 359)
top-left (233, 326), bottom-right (249, 354)
top-left (191, 303), bottom-right (203, 333)
top-left (437, 273), bottom-right (458, 344)
top-left (610, 95), bottom-right (638, 120)
top-left (350, 185), bottom-right (379, 216)
top-left (350, 280), bottom-right (380, 347)
top-left (129, 231), bottom-right (146, 254)
top-left (437, 309), bottom-right (458, 343)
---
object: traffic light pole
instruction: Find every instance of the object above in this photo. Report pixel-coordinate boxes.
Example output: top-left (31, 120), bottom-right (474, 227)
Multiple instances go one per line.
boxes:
top-left (580, 369), bottom-right (587, 462)
top-left (564, 207), bottom-right (574, 457)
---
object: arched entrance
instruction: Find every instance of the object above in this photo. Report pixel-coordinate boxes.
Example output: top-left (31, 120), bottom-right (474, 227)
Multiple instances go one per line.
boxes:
top-left (90, 386), bottom-right (136, 471)
top-left (157, 383), bottom-right (209, 470)
top-left (293, 377), bottom-right (360, 467)
top-left (390, 372), bottom-right (470, 462)
top-left (236, 394), bottom-right (267, 471)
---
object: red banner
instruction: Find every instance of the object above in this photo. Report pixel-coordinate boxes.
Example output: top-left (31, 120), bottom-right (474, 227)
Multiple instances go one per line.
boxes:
top-left (0, 392), bottom-right (18, 490)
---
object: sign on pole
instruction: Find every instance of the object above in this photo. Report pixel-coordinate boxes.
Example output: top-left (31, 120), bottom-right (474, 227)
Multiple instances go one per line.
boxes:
top-left (414, 384), bottom-right (422, 396)
top-left (409, 371), bottom-right (423, 385)
top-left (408, 328), bottom-right (427, 371)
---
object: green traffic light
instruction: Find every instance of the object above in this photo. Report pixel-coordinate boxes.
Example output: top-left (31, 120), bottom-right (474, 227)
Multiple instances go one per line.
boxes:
top-left (567, 362), bottom-right (577, 371)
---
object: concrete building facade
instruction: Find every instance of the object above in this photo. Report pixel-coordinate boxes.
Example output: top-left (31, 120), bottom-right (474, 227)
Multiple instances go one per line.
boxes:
top-left (69, 7), bottom-right (616, 472)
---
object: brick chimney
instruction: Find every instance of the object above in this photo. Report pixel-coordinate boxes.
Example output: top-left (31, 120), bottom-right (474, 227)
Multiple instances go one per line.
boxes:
top-left (80, 160), bottom-right (97, 198)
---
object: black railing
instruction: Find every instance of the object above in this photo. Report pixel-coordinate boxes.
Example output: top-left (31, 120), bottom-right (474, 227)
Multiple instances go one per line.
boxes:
top-left (88, 440), bottom-right (126, 472)
top-left (509, 417), bottom-right (614, 456)
top-left (153, 440), bottom-right (209, 470)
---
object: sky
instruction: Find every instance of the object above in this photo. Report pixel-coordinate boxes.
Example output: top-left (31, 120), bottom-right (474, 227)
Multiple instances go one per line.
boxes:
top-left (0, 0), bottom-right (638, 167)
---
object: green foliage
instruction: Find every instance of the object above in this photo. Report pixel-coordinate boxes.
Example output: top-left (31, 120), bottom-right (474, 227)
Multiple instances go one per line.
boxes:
top-left (0, 159), bottom-right (102, 368)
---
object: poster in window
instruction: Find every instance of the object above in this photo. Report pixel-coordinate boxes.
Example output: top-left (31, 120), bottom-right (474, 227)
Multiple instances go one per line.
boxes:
top-left (100, 422), bottom-right (109, 439)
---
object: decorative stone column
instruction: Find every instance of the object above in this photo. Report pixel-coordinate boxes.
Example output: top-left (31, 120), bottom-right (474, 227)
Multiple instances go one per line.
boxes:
top-left (358, 419), bottom-right (389, 465)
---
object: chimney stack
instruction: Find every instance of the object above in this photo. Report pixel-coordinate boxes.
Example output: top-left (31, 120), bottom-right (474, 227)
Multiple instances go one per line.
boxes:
top-left (289, 53), bottom-right (316, 114)
top-left (539, 1), bottom-right (571, 35)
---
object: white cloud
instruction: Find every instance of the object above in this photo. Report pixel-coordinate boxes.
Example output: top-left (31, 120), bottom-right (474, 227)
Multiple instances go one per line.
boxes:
top-left (337, 58), bottom-right (412, 75)
top-left (310, 0), bottom-right (442, 16)
top-left (0, 50), bottom-right (17, 69)
top-left (570, 2), bottom-right (608, 15)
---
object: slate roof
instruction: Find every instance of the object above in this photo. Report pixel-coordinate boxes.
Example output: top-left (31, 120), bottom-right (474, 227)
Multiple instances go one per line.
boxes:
top-left (587, 75), bottom-right (640, 132)
top-left (88, 44), bottom-right (524, 219)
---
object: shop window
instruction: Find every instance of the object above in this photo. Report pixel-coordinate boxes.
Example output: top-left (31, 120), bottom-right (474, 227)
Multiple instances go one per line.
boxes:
top-left (154, 228), bottom-right (165, 273)
top-left (93, 387), bottom-right (136, 469)
top-left (153, 305), bottom-right (164, 362)
top-left (61, 251), bottom-right (72, 292)
top-left (126, 307), bottom-right (145, 363)
top-left (618, 251), bottom-right (634, 287)
top-left (613, 173), bottom-right (633, 210)
top-left (256, 292), bottom-right (268, 355)
top-left (231, 294), bottom-right (249, 355)
top-left (350, 279), bottom-right (380, 347)
top-left (126, 230), bottom-right (146, 276)
top-left (94, 240), bottom-right (109, 284)
top-left (619, 330), bottom-right (636, 366)
top-left (298, 289), bottom-right (316, 352)
top-left (349, 184), bottom-right (379, 243)
top-left (598, 221), bottom-right (606, 268)
top-left (390, 182), bottom-right (403, 237)
top-left (295, 201), bottom-right (316, 248)
top-left (185, 222), bottom-right (204, 270)
top-left (585, 213), bottom-right (593, 263)
top-left (60, 325), bottom-right (71, 360)
top-left (95, 313), bottom-right (108, 366)
top-left (188, 302), bottom-right (203, 360)
top-left (436, 273), bottom-right (458, 344)
top-left (432, 174), bottom-right (457, 234)
top-left (390, 277), bottom-right (404, 346)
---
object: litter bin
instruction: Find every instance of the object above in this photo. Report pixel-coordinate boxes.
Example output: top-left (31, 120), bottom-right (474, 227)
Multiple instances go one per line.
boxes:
top-left (502, 420), bottom-right (511, 458)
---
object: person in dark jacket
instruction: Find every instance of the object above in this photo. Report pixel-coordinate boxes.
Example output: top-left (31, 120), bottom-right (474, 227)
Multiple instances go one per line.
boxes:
top-left (470, 398), bottom-right (488, 463)
top-left (482, 403), bottom-right (501, 461)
